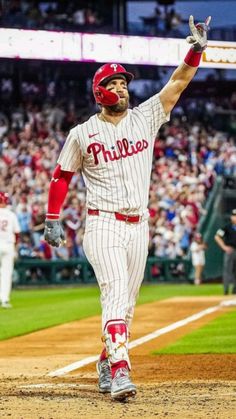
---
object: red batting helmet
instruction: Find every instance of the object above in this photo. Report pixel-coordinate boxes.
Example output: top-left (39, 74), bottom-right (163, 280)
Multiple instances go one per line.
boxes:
top-left (0, 192), bottom-right (9, 205)
top-left (92, 63), bottom-right (134, 106)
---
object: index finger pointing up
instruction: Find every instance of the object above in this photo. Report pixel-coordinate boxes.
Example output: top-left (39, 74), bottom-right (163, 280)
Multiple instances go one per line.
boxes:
top-left (205, 16), bottom-right (211, 27)
top-left (189, 15), bottom-right (197, 36)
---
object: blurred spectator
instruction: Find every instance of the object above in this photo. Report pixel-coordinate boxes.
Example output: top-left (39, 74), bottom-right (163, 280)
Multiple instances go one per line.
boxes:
top-left (18, 233), bottom-right (36, 258)
top-left (76, 227), bottom-right (85, 258)
top-left (165, 7), bottom-right (182, 37)
top-left (16, 200), bottom-right (32, 236)
top-left (0, 1), bottom-right (103, 33)
top-left (62, 196), bottom-right (81, 257)
top-left (72, 8), bottom-right (85, 27)
top-left (54, 242), bottom-right (70, 260)
top-left (35, 236), bottom-right (53, 260)
top-left (139, 2), bottom-right (182, 37)
top-left (33, 235), bottom-right (53, 282)
top-left (31, 202), bottom-right (46, 247)
top-left (0, 112), bottom-right (9, 139)
top-left (0, 0), bottom-right (235, 42)
top-left (190, 232), bottom-right (207, 285)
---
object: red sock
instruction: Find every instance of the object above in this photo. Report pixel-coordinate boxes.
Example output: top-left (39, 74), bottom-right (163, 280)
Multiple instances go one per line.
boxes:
top-left (111, 360), bottom-right (128, 379)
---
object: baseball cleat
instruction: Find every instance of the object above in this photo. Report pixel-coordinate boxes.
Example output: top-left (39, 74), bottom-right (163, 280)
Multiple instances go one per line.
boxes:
top-left (96, 358), bottom-right (112, 393)
top-left (1, 301), bottom-right (12, 308)
top-left (111, 367), bottom-right (136, 401)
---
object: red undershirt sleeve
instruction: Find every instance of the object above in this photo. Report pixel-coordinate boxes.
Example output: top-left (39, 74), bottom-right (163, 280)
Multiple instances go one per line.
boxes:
top-left (46, 164), bottom-right (74, 220)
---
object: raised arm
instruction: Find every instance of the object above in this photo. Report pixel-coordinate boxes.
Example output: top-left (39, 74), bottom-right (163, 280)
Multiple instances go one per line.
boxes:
top-left (160, 15), bottom-right (211, 115)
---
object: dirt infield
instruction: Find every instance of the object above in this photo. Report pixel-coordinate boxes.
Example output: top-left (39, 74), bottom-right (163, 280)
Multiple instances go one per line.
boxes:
top-left (0, 296), bottom-right (236, 418)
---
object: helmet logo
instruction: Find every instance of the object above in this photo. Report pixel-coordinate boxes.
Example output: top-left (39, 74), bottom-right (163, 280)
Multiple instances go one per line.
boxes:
top-left (110, 64), bottom-right (118, 72)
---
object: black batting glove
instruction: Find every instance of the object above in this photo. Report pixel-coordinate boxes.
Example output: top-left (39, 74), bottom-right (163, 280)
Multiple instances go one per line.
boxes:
top-left (44, 219), bottom-right (66, 247)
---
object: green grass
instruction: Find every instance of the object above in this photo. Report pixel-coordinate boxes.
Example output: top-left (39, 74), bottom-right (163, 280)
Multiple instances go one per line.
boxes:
top-left (0, 283), bottom-right (223, 341)
top-left (137, 283), bottom-right (223, 303)
top-left (155, 309), bottom-right (236, 354)
top-left (0, 286), bottom-right (101, 340)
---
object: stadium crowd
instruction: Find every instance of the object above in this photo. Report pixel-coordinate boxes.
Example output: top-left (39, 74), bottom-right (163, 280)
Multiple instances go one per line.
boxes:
top-left (1, 0), bottom-right (235, 42)
top-left (0, 0), bottom-right (110, 33)
top-left (0, 0), bottom-right (184, 37)
top-left (0, 65), bottom-right (236, 265)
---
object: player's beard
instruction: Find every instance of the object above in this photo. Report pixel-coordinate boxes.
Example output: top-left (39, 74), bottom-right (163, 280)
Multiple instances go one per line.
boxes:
top-left (106, 96), bottom-right (129, 113)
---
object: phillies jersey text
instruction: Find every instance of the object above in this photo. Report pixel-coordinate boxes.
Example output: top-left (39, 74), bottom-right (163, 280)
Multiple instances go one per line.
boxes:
top-left (58, 93), bottom-right (169, 215)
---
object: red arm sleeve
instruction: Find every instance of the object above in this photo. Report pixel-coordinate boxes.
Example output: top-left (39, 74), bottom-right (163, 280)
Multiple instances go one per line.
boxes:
top-left (46, 164), bottom-right (74, 220)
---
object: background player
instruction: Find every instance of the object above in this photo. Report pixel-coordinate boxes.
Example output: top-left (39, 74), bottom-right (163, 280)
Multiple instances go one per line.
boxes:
top-left (190, 232), bottom-right (207, 285)
top-left (0, 192), bottom-right (21, 308)
top-left (215, 208), bottom-right (236, 295)
top-left (44, 15), bottom-right (211, 401)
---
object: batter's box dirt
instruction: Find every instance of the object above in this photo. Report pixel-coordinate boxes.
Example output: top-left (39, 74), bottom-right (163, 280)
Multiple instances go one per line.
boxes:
top-left (0, 379), bottom-right (236, 418)
top-left (0, 297), bottom-right (235, 418)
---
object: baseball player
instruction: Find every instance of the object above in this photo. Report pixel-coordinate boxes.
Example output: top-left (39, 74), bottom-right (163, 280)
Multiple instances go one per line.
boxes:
top-left (190, 232), bottom-right (207, 285)
top-left (0, 192), bottom-right (20, 308)
top-left (215, 209), bottom-right (236, 295)
top-left (44, 16), bottom-right (211, 401)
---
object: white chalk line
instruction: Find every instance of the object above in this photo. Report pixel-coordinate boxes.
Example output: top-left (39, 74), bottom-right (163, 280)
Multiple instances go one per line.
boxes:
top-left (48, 302), bottom-right (228, 378)
top-left (20, 383), bottom-right (94, 389)
top-left (48, 355), bottom-right (100, 377)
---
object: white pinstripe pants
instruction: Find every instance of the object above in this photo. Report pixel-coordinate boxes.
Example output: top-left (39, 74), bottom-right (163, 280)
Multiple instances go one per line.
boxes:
top-left (0, 244), bottom-right (15, 303)
top-left (83, 212), bottom-right (149, 330)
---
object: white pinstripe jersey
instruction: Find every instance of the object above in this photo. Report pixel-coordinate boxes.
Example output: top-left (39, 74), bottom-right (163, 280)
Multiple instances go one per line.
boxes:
top-left (58, 93), bottom-right (169, 215)
top-left (0, 208), bottom-right (20, 245)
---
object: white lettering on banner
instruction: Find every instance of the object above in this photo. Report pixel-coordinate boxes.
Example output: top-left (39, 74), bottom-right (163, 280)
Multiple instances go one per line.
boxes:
top-left (1, 28), bottom-right (236, 69)
top-left (204, 46), bottom-right (236, 64)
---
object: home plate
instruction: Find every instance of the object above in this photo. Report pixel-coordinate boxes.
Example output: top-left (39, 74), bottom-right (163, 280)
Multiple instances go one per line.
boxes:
top-left (220, 299), bottom-right (236, 307)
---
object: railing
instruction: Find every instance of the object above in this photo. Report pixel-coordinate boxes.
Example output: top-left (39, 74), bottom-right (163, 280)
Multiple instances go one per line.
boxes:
top-left (187, 176), bottom-right (224, 280)
top-left (14, 258), bottom-right (95, 285)
top-left (144, 257), bottom-right (191, 283)
top-left (14, 257), bottom-right (192, 286)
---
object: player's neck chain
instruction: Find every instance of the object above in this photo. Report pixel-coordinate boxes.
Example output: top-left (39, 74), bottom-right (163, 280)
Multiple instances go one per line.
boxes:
top-left (99, 113), bottom-right (109, 123)
top-left (98, 111), bottom-right (127, 126)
